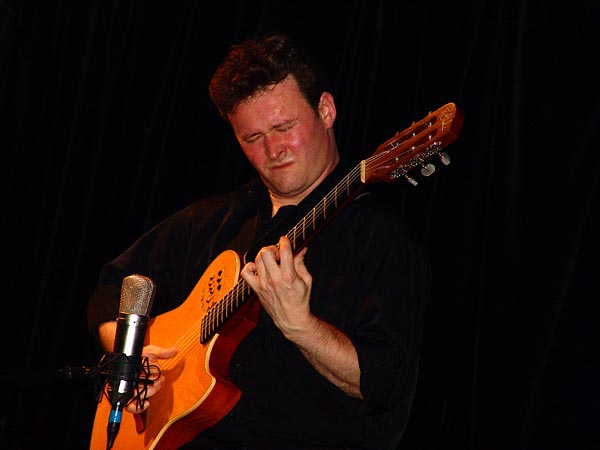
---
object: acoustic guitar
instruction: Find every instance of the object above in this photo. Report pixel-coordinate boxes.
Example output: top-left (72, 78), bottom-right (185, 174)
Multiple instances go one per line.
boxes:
top-left (89, 102), bottom-right (464, 450)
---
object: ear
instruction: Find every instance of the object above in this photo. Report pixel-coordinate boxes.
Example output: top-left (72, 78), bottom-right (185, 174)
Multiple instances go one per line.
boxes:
top-left (318, 92), bottom-right (337, 128)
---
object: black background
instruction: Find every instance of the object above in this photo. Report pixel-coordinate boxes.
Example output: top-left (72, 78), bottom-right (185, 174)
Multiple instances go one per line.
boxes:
top-left (1, 1), bottom-right (599, 449)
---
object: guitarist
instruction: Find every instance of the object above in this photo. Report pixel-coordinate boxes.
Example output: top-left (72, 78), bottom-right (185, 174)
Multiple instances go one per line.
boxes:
top-left (88, 34), bottom-right (430, 450)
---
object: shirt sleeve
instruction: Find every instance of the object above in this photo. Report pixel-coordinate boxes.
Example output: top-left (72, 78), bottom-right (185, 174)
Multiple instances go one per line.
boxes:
top-left (259, 190), bottom-right (431, 416)
top-left (86, 187), bottom-right (261, 346)
top-left (349, 192), bottom-right (431, 414)
top-left (86, 198), bottom-right (224, 336)
top-left (352, 229), bottom-right (430, 414)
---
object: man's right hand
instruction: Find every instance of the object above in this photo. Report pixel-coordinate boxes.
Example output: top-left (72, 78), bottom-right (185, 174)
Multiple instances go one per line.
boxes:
top-left (126, 344), bottom-right (178, 413)
top-left (97, 321), bottom-right (178, 413)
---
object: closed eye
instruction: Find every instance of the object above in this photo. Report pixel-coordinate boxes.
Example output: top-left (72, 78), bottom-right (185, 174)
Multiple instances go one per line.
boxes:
top-left (274, 118), bottom-right (298, 133)
top-left (242, 119), bottom-right (298, 144)
top-left (244, 134), bottom-right (261, 144)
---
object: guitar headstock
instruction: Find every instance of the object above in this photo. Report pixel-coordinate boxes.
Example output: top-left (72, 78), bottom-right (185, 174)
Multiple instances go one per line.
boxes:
top-left (362, 102), bottom-right (464, 186)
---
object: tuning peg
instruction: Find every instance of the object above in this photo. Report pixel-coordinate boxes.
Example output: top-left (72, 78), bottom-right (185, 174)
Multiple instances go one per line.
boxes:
top-left (420, 163), bottom-right (436, 177)
top-left (404, 174), bottom-right (418, 186)
top-left (438, 151), bottom-right (451, 166)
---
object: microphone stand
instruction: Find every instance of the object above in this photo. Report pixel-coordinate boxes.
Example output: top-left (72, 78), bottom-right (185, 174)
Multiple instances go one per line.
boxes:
top-left (0, 364), bottom-right (102, 383)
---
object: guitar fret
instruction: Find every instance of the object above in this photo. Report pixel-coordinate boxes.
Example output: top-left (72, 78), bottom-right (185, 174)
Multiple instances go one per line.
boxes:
top-left (214, 301), bottom-right (219, 329)
top-left (204, 313), bottom-right (211, 340)
top-left (290, 226), bottom-right (297, 249)
top-left (225, 295), bottom-right (230, 322)
top-left (302, 217), bottom-right (306, 240)
top-left (209, 308), bottom-right (215, 335)
top-left (334, 186), bottom-right (338, 207)
top-left (219, 296), bottom-right (225, 325)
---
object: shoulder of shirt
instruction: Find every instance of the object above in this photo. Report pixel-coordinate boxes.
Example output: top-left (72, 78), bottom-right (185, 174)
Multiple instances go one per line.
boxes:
top-left (353, 184), bottom-right (400, 209)
top-left (162, 177), bottom-right (267, 222)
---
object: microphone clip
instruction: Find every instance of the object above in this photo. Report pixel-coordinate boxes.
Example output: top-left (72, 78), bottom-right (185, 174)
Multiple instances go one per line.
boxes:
top-left (95, 351), bottom-right (161, 411)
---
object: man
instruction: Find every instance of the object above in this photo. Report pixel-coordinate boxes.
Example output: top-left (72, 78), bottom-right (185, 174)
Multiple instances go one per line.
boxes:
top-left (88, 34), bottom-right (430, 449)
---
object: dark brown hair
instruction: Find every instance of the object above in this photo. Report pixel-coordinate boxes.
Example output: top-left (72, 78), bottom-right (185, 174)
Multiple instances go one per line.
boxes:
top-left (208, 34), bottom-right (330, 120)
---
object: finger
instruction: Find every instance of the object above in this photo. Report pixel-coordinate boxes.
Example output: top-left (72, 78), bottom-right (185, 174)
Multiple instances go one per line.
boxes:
top-left (277, 236), bottom-right (294, 271)
top-left (252, 245), bottom-right (280, 285)
top-left (127, 399), bottom-right (150, 414)
top-left (241, 262), bottom-right (259, 289)
top-left (123, 378), bottom-right (161, 414)
top-left (294, 247), bottom-right (312, 285)
top-left (260, 242), bottom-right (282, 266)
top-left (241, 261), bottom-right (257, 277)
top-left (143, 345), bottom-right (178, 361)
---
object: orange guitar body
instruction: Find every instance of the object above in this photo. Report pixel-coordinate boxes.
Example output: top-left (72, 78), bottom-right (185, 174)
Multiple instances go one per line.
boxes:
top-left (89, 250), bottom-right (260, 450)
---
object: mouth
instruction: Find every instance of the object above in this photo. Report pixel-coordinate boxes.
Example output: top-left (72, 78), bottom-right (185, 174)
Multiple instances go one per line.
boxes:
top-left (270, 161), bottom-right (294, 170)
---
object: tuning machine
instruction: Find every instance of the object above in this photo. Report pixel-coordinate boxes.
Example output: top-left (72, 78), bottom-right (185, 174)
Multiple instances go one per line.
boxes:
top-left (404, 173), bottom-right (418, 186)
top-left (420, 150), bottom-right (451, 176)
top-left (420, 152), bottom-right (451, 176)
top-left (438, 151), bottom-right (451, 166)
top-left (420, 163), bottom-right (435, 177)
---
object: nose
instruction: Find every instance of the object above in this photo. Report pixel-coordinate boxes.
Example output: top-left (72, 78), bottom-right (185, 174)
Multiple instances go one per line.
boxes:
top-left (264, 133), bottom-right (285, 160)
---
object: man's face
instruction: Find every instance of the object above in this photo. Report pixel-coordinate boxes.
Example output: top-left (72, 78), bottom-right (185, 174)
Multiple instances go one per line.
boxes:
top-left (228, 75), bottom-right (338, 207)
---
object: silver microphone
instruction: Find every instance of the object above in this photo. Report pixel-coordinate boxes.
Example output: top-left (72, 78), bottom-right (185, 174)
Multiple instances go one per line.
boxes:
top-left (106, 274), bottom-right (155, 449)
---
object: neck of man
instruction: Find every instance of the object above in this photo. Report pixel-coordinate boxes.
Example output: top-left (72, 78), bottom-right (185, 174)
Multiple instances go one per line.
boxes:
top-left (269, 152), bottom-right (340, 217)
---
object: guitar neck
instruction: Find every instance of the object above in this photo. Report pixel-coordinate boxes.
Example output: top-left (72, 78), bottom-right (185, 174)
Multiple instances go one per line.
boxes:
top-left (285, 163), bottom-right (366, 252)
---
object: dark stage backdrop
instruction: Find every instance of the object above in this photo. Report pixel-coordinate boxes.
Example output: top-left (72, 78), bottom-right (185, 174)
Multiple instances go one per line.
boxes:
top-left (1, 1), bottom-right (598, 449)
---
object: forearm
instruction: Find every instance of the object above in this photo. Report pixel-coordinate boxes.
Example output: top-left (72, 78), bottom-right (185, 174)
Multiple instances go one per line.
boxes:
top-left (286, 314), bottom-right (362, 399)
top-left (98, 320), bottom-right (117, 351)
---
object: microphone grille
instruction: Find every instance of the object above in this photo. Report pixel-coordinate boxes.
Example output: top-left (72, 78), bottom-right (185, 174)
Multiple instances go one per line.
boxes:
top-left (119, 274), bottom-right (155, 316)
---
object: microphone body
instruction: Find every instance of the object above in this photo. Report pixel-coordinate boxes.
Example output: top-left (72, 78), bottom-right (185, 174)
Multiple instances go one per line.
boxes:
top-left (107, 312), bottom-right (148, 407)
top-left (105, 274), bottom-right (155, 450)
